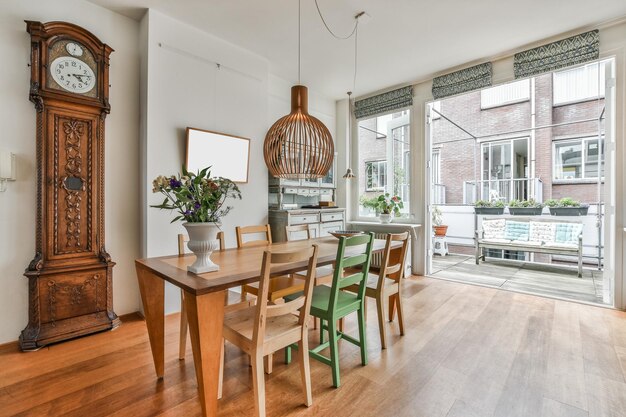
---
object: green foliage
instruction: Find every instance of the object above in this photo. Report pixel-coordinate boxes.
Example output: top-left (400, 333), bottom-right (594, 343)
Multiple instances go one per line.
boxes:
top-left (493, 200), bottom-right (505, 208)
top-left (359, 195), bottom-right (380, 212)
top-left (558, 197), bottom-right (580, 207)
top-left (376, 193), bottom-right (404, 215)
top-left (151, 166), bottom-right (242, 223)
top-left (432, 205), bottom-right (443, 226)
top-left (508, 198), bottom-right (543, 208)
top-left (474, 200), bottom-right (492, 208)
top-left (545, 197), bottom-right (581, 208)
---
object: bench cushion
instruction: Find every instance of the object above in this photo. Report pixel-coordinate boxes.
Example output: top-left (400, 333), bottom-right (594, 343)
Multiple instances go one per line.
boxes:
top-left (504, 221), bottom-right (529, 241)
top-left (483, 219), bottom-right (506, 240)
top-left (529, 221), bottom-right (556, 244)
top-left (555, 223), bottom-right (583, 246)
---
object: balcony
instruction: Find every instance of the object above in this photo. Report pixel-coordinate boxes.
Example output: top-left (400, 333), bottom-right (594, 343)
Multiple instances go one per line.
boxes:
top-left (462, 177), bottom-right (543, 204)
top-left (431, 183), bottom-right (446, 204)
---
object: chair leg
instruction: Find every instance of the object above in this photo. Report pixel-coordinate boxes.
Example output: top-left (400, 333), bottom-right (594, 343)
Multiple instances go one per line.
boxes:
top-left (376, 295), bottom-right (388, 349)
top-left (264, 353), bottom-right (273, 375)
top-left (338, 318), bottom-right (344, 332)
top-left (396, 293), bottom-right (405, 336)
top-left (388, 294), bottom-right (396, 322)
top-left (251, 352), bottom-right (266, 417)
top-left (364, 297), bottom-right (368, 322)
top-left (240, 285), bottom-right (247, 302)
top-left (319, 319), bottom-right (325, 344)
top-left (298, 338), bottom-right (313, 407)
top-left (357, 306), bottom-right (368, 366)
top-left (218, 340), bottom-right (224, 399)
top-left (179, 291), bottom-right (188, 360)
top-left (313, 316), bottom-right (318, 330)
top-left (328, 319), bottom-right (341, 388)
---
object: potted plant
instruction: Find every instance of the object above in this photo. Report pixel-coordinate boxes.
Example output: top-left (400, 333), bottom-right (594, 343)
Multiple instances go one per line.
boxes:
top-left (507, 199), bottom-right (544, 216)
top-left (376, 193), bottom-right (403, 224)
top-left (474, 199), bottom-right (505, 215)
top-left (151, 166), bottom-right (242, 273)
top-left (432, 205), bottom-right (448, 236)
top-left (545, 197), bottom-right (589, 216)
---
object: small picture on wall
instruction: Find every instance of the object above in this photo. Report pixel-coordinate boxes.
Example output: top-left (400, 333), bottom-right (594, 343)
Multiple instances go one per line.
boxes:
top-left (185, 127), bottom-right (251, 183)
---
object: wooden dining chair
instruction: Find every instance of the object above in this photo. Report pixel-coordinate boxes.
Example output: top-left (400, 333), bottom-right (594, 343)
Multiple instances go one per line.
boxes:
top-left (177, 231), bottom-right (251, 361)
top-left (237, 224), bottom-right (306, 373)
top-left (344, 232), bottom-right (409, 349)
top-left (286, 233), bottom-right (374, 388)
top-left (221, 245), bottom-right (319, 417)
top-left (286, 224), bottom-right (334, 285)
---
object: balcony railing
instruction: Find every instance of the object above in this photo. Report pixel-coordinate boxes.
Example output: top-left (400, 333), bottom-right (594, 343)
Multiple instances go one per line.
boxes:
top-left (463, 178), bottom-right (543, 204)
top-left (432, 183), bottom-right (446, 204)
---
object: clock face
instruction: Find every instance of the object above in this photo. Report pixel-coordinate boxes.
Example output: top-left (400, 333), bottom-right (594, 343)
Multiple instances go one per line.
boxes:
top-left (50, 56), bottom-right (96, 94)
top-left (66, 42), bottom-right (84, 57)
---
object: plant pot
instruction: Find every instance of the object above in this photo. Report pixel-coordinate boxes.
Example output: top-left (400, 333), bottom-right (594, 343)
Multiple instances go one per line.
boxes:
top-left (474, 207), bottom-right (505, 215)
top-left (182, 222), bottom-right (221, 273)
top-left (433, 225), bottom-right (448, 236)
top-left (548, 206), bottom-right (589, 216)
top-left (379, 213), bottom-right (393, 224)
top-left (508, 207), bottom-right (544, 216)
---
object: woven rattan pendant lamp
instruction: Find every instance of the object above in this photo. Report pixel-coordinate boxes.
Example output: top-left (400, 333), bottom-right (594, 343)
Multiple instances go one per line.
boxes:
top-left (264, 0), bottom-right (334, 179)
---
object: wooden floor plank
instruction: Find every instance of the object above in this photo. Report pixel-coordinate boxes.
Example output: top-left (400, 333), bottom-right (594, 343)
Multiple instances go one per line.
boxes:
top-left (2, 276), bottom-right (626, 417)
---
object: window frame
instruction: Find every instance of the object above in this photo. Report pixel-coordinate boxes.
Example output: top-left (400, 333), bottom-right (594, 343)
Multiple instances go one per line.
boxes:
top-left (552, 136), bottom-right (605, 181)
top-left (364, 159), bottom-right (388, 192)
top-left (552, 60), bottom-right (608, 106)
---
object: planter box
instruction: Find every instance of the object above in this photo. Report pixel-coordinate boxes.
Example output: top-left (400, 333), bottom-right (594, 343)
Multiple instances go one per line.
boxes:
top-left (474, 207), bottom-right (505, 215)
top-left (433, 225), bottom-right (448, 236)
top-left (548, 206), bottom-right (589, 216)
top-left (508, 207), bottom-right (544, 216)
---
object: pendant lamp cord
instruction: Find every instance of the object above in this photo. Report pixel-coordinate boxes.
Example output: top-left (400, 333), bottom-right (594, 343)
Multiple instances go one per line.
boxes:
top-left (298, 0), bottom-right (301, 84)
top-left (315, 0), bottom-right (358, 39)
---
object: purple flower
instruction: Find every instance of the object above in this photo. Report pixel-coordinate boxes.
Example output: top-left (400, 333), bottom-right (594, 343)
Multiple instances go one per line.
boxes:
top-left (169, 178), bottom-right (182, 188)
top-left (194, 202), bottom-right (201, 210)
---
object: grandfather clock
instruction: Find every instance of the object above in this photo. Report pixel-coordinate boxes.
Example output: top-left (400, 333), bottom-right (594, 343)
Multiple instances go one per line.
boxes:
top-left (20, 21), bottom-right (119, 350)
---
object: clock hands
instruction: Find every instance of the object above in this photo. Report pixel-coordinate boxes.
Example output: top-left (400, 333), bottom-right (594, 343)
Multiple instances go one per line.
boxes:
top-left (71, 73), bottom-right (92, 83)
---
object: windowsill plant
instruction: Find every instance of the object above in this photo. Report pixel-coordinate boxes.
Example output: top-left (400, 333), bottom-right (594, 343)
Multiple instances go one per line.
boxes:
top-left (507, 199), bottom-right (544, 216)
top-left (544, 197), bottom-right (589, 216)
top-left (432, 205), bottom-right (448, 236)
top-left (474, 199), bottom-right (505, 215)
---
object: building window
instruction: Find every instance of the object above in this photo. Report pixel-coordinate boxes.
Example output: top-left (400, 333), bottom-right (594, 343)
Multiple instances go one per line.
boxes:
top-left (553, 137), bottom-right (604, 180)
top-left (365, 160), bottom-right (387, 191)
top-left (357, 110), bottom-right (411, 218)
top-left (481, 79), bottom-right (530, 109)
top-left (553, 60), bottom-right (607, 105)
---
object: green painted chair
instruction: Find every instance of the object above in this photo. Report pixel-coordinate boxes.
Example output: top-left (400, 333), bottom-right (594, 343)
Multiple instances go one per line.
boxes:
top-left (286, 232), bottom-right (374, 388)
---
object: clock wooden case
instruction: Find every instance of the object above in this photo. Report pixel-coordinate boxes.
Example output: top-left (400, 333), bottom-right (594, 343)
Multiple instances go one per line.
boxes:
top-left (20, 21), bottom-right (119, 350)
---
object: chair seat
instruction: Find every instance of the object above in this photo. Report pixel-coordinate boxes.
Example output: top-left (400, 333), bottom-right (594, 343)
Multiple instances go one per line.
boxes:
top-left (243, 275), bottom-right (306, 301)
top-left (286, 285), bottom-right (361, 317)
top-left (223, 306), bottom-right (301, 351)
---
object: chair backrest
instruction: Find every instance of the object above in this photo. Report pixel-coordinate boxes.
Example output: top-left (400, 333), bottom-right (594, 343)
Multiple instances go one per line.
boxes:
top-left (236, 224), bottom-right (272, 248)
top-left (252, 245), bottom-right (319, 347)
top-left (377, 232), bottom-right (410, 290)
top-left (326, 233), bottom-right (375, 312)
top-left (178, 231), bottom-right (225, 255)
top-left (285, 224), bottom-right (311, 241)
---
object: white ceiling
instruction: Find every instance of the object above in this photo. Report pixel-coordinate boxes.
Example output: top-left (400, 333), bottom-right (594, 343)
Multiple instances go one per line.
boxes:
top-left (88, 0), bottom-right (626, 100)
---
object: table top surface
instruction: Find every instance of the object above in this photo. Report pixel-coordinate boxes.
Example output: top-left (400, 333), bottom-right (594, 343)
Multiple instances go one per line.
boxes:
top-left (136, 236), bottom-right (399, 296)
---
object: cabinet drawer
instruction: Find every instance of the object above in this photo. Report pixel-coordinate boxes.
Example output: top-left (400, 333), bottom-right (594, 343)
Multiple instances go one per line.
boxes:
top-left (320, 221), bottom-right (344, 236)
top-left (283, 187), bottom-right (298, 194)
top-left (308, 189), bottom-right (320, 195)
top-left (290, 213), bottom-right (320, 224)
top-left (319, 189), bottom-right (333, 196)
top-left (321, 212), bottom-right (344, 223)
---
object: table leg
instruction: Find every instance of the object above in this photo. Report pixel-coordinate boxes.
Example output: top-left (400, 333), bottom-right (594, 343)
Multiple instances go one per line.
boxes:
top-left (184, 290), bottom-right (226, 417)
top-left (136, 264), bottom-right (165, 378)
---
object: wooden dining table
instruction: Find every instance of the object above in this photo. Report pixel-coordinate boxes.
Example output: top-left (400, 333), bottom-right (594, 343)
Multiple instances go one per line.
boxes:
top-left (135, 235), bottom-right (397, 417)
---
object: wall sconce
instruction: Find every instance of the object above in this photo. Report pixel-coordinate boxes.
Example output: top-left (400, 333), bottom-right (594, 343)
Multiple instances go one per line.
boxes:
top-left (0, 151), bottom-right (16, 192)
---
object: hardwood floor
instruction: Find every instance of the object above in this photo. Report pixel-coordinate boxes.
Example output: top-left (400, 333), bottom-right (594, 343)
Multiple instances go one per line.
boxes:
top-left (2, 276), bottom-right (626, 416)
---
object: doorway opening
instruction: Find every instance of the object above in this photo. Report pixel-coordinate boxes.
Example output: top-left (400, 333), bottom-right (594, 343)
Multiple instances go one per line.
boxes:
top-left (426, 58), bottom-right (616, 306)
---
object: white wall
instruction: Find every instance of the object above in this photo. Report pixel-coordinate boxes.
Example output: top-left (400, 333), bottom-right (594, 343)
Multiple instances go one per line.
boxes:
top-left (141, 11), bottom-right (337, 314)
top-left (0, 0), bottom-right (141, 344)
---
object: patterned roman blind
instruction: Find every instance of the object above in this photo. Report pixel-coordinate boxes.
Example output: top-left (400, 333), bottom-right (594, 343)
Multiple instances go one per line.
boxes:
top-left (431, 62), bottom-right (492, 99)
top-left (354, 86), bottom-right (413, 119)
top-left (514, 30), bottom-right (599, 79)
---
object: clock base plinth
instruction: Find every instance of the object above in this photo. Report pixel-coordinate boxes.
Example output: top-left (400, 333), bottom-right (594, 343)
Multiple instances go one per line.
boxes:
top-left (20, 313), bottom-right (120, 351)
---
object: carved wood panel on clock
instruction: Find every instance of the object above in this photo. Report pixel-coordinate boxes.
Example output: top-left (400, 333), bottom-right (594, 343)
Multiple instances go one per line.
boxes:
top-left (20, 21), bottom-right (118, 350)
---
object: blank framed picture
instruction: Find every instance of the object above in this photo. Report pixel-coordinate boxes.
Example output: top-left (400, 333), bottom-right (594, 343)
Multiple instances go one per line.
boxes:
top-left (185, 127), bottom-right (251, 183)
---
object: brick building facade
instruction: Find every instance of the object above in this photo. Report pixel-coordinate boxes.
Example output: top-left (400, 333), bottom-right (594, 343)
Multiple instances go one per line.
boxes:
top-left (431, 71), bottom-right (605, 205)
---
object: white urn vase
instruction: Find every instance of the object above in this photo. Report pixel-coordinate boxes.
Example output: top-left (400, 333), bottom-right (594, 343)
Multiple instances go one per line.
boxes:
top-left (182, 222), bottom-right (221, 274)
top-left (379, 213), bottom-right (393, 224)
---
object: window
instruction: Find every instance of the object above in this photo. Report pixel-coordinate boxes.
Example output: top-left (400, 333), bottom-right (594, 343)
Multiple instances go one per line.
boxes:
top-left (481, 79), bottom-right (530, 109)
top-left (428, 101), bottom-right (441, 120)
top-left (553, 60), bottom-right (607, 105)
top-left (480, 138), bottom-right (529, 201)
top-left (553, 137), bottom-right (604, 180)
top-left (357, 110), bottom-right (411, 218)
top-left (365, 160), bottom-right (387, 191)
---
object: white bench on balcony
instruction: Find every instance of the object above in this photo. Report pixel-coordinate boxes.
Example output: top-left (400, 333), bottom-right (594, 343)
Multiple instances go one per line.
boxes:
top-left (475, 217), bottom-right (583, 277)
